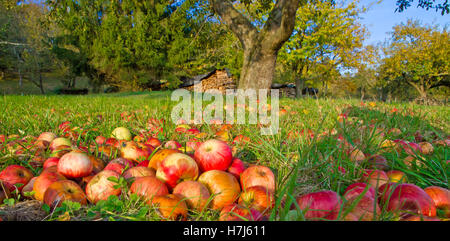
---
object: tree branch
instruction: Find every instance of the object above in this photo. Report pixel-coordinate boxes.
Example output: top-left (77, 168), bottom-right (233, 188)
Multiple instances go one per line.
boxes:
top-left (262, 0), bottom-right (301, 51)
top-left (210, 0), bottom-right (258, 49)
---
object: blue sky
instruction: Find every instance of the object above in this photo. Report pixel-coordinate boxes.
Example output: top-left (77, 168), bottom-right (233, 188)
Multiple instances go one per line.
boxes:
top-left (359, 0), bottom-right (449, 45)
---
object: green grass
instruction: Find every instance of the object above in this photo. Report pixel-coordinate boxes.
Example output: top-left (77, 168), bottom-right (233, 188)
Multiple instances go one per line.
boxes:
top-left (0, 91), bottom-right (449, 221)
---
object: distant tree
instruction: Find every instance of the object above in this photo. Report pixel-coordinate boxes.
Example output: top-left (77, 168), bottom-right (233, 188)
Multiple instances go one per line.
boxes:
top-left (396, 0), bottom-right (449, 15)
top-left (277, 0), bottom-right (368, 97)
top-left (378, 20), bottom-right (450, 103)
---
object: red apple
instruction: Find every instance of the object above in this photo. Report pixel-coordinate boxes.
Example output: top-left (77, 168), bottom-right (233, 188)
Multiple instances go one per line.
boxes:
top-left (21, 176), bottom-right (37, 197)
top-left (43, 180), bottom-right (87, 209)
top-left (238, 186), bottom-right (274, 214)
top-left (0, 165), bottom-right (34, 192)
top-left (361, 169), bottom-right (389, 188)
top-left (401, 214), bottom-right (441, 221)
top-left (382, 183), bottom-right (436, 217)
top-left (130, 176), bottom-right (169, 202)
top-left (50, 145), bottom-right (72, 158)
top-left (151, 194), bottom-right (188, 221)
top-left (33, 166), bottom-right (67, 201)
top-left (343, 195), bottom-right (380, 221)
top-left (156, 153), bottom-right (199, 189)
top-left (240, 165), bottom-right (275, 193)
top-left (424, 186), bottom-right (450, 218)
top-left (227, 158), bottom-right (246, 180)
top-left (120, 141), bottom-right (153, 163)
top-left (89, 155), bottom-right (105, 174)
top-left (148, 149), bottom-right (180, 170)
top-left (123, 166), bottom-right (156, 180)
top-left (173, 181), bottom-right (211, 212)
top-left (344, 183), bottom-right (376, 200)
top-left (85, 170), bottom-right (121, 204)
top-left (194, 139), bottom-right (233, 172)
top-left (104, 157), bottom-right (134, 174)
top-left (57, 151), bottom-right (93, 178)
top-left (43, 157), bottom-right (60, 169)
top-left (137, 160), bottom-right (150, 167)
top-left (293, 190), bottom-right (342, 220)
top-left (95, 136), bottom-right (106, 145)
top-left (198, 170), bottom-right (241, 210)
top-left (164, 140), bottom-right (182, 150)
top-left (219, 204), bottom-right (263, 221)
top-left (146, 137), bottom-right (162, 148)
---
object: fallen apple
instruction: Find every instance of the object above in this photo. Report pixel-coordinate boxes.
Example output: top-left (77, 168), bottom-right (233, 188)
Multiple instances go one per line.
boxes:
top-left (130, 176), bottom-right (169, 202)
top-left (240, 165), bottom-right (275, 193)
top-left (424, 186), bottom-right (450, 218)
top-left (57, 150), bottom-right (93, 179)
top-left (155, 153), bottom-right (199, 189)
top-left (123, 166), bottom-right (156, 180)
top-left (382, 183), bottom-right (436, 217)
top-left (33, 166), bottom-right (67, 201)
top-left (194, 139), bottom-right (233, 172)
top-left (44, 180), bottom-right (87, 209)
top-left (0, 165), bottom-right (34, 192)
top-left (111, 127), bottom-right (132, 141)
top-left (172, 180), bottom-right (211, 212)
top-left (387, 170), bottom-right (407, 183)
top-left (198, 170), bottom-right (241, 210)
top-left (148, 149), bottom-right (180, 170)
top-left (227, 158), bottom-right (246, 180)
top-left (49, 137), bottom-right (72, 151)
top-left (219, 204), bottom-right (263, 221)
top-left (361, 169), bottom-right (389, 189)
top-left (293, 190), bottom-right (342, 220)
top-left (85, 170), bottom-right (121, 204)
top-left (238, 186), bottom-right (274, 214)
top-left (151, 194), bottom-right (188, 221)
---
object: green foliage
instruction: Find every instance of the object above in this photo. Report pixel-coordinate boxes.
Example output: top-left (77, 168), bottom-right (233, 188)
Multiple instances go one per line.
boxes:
top-left (277, 0), bottom-right (368, 93)
top-left (378, 20), bottom-right (450, 102)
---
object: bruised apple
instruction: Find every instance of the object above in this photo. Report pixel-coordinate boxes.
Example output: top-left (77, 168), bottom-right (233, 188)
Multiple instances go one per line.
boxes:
top-left (156, 153), bottom-right (199, 189)
top-left (123, 166), bottom-right (155, 180)
top-left (85, 170), bottom-right (121, 204)
top-left (57, 151), bottom-right (93, 178)
top-left (33, 166), bottom-right (67, 201)
top-left (148, 149), bottom-right (180, 170)
top-left (238, 186), bottom-right (274, 214)
top-left (173, 181), bottom-right (211, 212)
top-left (219, 204), bottom-right (263, 221)
top-left (151, 194), bottom-right (188, 221)
top-left (344, 183), bottom-right (376, 199)
top-left (130, 176), bottom-right (169, 202)
top-left (293, 190), bottom-right (342, 220)
top-left (120, 141), bottom-right (153, 163)
top-left (37, 132), bottom-right (57, 143)
top-left (0, 165), bottom-right (34, 192)
top-left (198, 170), bottom-right (241, 210)
top-left (194, 139), bottom-right (233, 172)
top-left (240, 165), bottom-right (275, 193)
top-left (43, 180), bottom-right (87, 209)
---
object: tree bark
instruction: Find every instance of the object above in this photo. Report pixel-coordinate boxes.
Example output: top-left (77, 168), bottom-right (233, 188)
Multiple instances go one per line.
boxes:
top-left (210, 0), bottom-right (301, 91)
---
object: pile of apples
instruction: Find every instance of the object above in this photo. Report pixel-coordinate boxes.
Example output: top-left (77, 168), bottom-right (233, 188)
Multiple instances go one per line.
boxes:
top-left (0, 125), bottom-right (276, 221)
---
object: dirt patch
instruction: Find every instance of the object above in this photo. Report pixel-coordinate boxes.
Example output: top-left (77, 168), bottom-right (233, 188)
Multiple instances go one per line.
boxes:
top-left (0, 200), bottom-right (47, 221)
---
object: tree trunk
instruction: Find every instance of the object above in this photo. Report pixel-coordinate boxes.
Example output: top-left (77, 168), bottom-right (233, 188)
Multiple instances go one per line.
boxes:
top-left (238, 47), bottom-right (277, 90)
top-left (38, 72), bottom-right (45, 94)
top-left (295, 77), bottom-right (305, 98)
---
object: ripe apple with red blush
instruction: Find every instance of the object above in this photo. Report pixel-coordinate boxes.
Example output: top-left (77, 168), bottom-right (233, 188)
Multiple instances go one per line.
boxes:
top-left (57, 151), bottom-right (93, 179)
top-left (0, 165), bottom-right (34, 192)
top-left (194, 139), bottom-right (233, 172)
top-left (44, 180), bottom-right (87, 209)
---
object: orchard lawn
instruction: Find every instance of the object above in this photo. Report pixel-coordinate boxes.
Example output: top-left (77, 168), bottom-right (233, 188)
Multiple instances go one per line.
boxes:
top-left (0, 91), bottom-right (448, 221)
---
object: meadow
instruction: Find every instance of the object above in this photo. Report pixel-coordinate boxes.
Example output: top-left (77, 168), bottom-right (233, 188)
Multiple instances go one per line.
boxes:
top-left (0, 92), bottom-right (448, 221)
